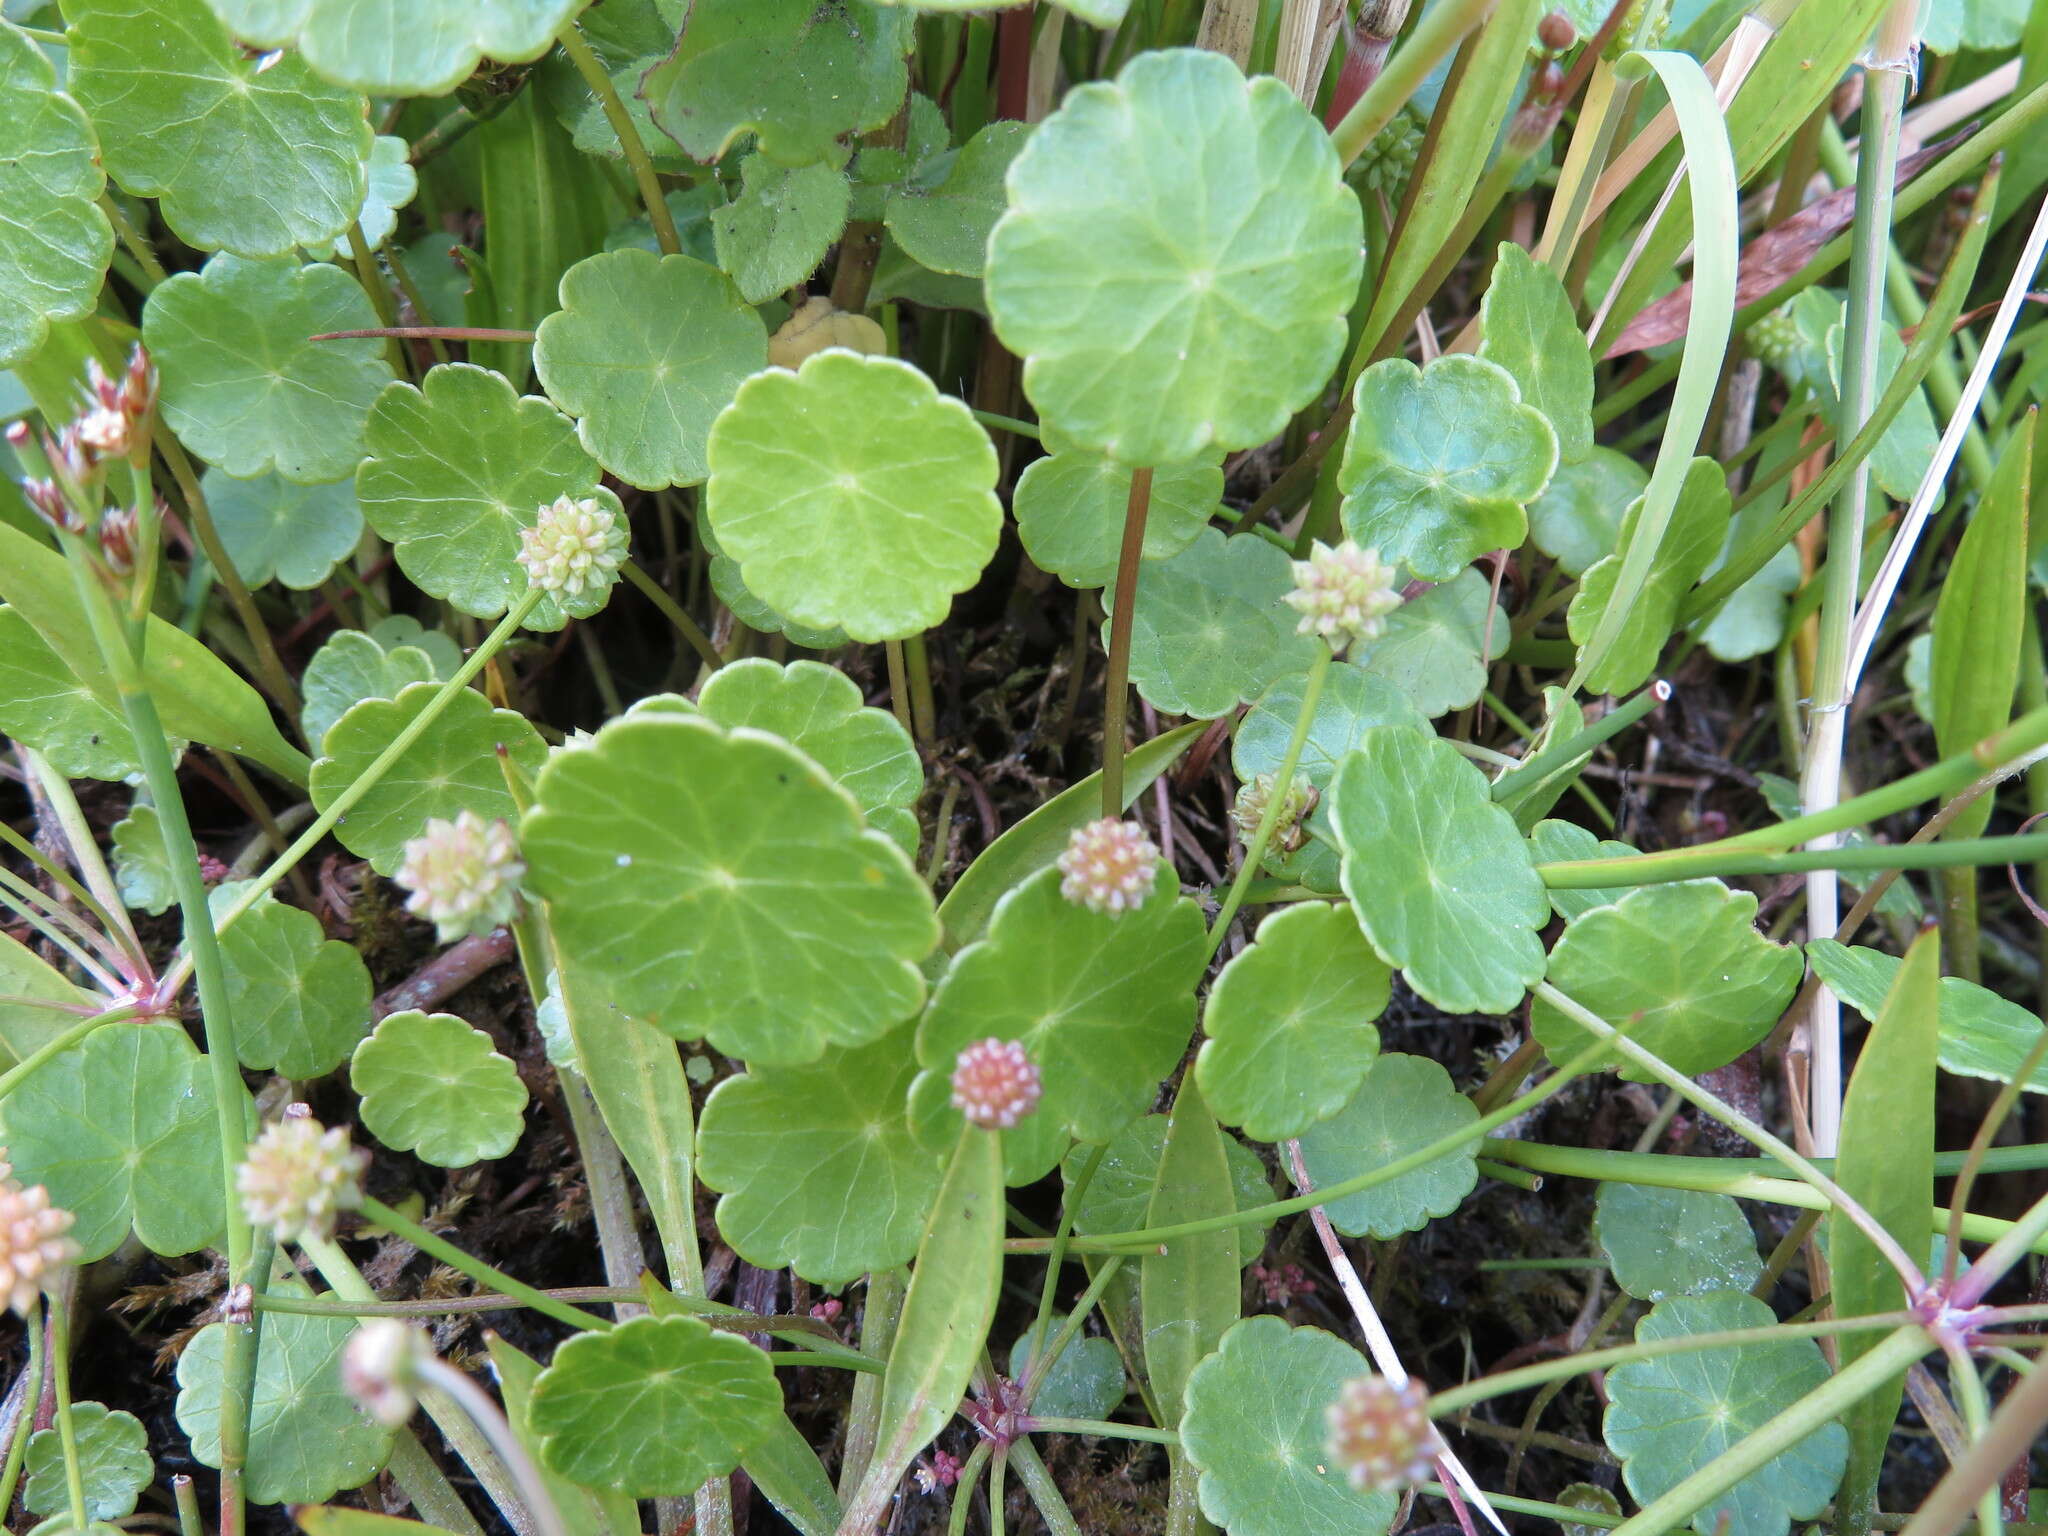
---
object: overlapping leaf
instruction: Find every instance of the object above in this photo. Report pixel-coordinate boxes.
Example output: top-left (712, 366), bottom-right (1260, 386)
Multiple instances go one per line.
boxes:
top-left (299, 629), bottom-right (441, 754)
top-left (213, 883), bottom-right (372, 1078)
top-left (1529, 448), bottom-right (1645, 576)
top-left (205, 469), bottom-right (365, 591)
top-left (711, 155), bottom-right (852, 304)
top-left (1595, 1183), bottom-right (1762, 1301)
top-left (199, 0), bottom-right (587, 95)
top-left (884, 122), bottom-right (1031, 279)
top-left (1808, 939), bottom-right (2048, 1092)
top-left (352, 1010), bottom-right (528, 1167)
top-left (1296, 1053), bottom-right (1479, 1238)
top-left (0, 606), bottom-right (147, 780)
top-left (1013, 444), bottom-right (1220, 590)
top-left (1350, 568), bottom-right (1509, 719)
top-left (1479, 243), bottom-right (1595, 464)
top-left (24, 1404), bottom-right (150, 1521)
top-left (1062, 1114), bottom-right (1274, 1262)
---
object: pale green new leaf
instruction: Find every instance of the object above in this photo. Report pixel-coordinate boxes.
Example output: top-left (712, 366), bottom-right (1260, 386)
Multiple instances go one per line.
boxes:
top-left (23, 1405), bottom-right (150, 1521)
top-left (705, 350), bottom-right (1000, 642)
top-left (68, 0), bottom-right (372, 257)
top-left (1330, 726), bottom-right (1549, 1015)
top-left (711, 155), bottom-right (851, 304)
top-left (0, 1022), bottom-right (229, 1260)
top-left (205, 469), bottom-right (364, 590)
top-left (1532, 882), bottom-right (1802, 1080)
top-left (0, 20), bottom-right (111, 367)
top-left (985, 48), bottom-right (1362, 466)
top-left (351, 1010), bottom-right (528, 1167)
top-left (1181, 1317), bottom-right (1399, 1536)
top-left (214, 884), bottom-right (372, 1078)
top-left (1594, 1183), bottom-right (1762, 1301)
top-left (533, 248), bottom-right (767, 489)
top-left (309, 681), bottom-right (546, 875)
top-left (111, 803), bottom-right (175, 915)
top-left (1296, 1053), bottom-right (1479, 1237)
top-left (299, 630), bottom-right (440, 754)
top-left (356, 363), bottom-right (622, 629)
top-left (1479, 243), bottom-right (1594, 464)
top-left (144, 255), bottom-right (393, 483)
top-left (177, 1292), bottom-right (395, 1505)
top-left (523, 714), bottom-right (938, 1065)
top-left (199, 0), bottom-right (586, 95)
top-left (884, 122), bottom-right (1031, 279)
top-left (1013, 446), bottom-right (1220, 590)
top-left (1605, 1292), bottom-right (1847, 1536)
top-left (329, 135), bottom-right (415, 258)
top-left (642, 0), bottom-right (911, 166)
top-left (1115, 527), bottom-right (1323, 719)
top-left (1197, 903), bottom-right (1388, 1142)
top-left (1349, 567), bottom-right (1508, 718)
top-left (696, 1038), bottom-right (939, 1283)
top-left (916, 864), bottom-right (1203, 1143)
top-left (1529, 448), bottom-right (1645, 576)
top-left (1339, 354), bottom-right (1557, 581)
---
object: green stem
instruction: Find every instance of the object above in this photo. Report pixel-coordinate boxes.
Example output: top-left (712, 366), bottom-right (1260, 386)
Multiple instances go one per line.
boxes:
top-left (1024, 1416), bottom-right (1177, 1445)
top-left (382, 242), bottom-right (452, 366)
top-left (1101, 468), bottom-right (1153, 818)
top-left (1007, 1438), bottom-right (1084, 1536)
top-left (948, 1443), bottom-right (993, 1536)
top-left (1022, 1143), bottom-right (1106, 1398)
top-left (904, 635), bottom-right (938, 746)
top-left (1022, 1256), bottom-right (1126, 1408)
top-left (621, 559), bottom-right (722, 673)
top-left (0, 1297), bottom-right (44, 1520)
top-left (1607, 1328), bottom-right (1931, 1536)
top-left (347, 222), bottom-right (410, 379)
top-left (161, 591), bottom-right (543, 996)
top-left (1543, 830), bottom-right (2048, 885)
top-left (1208, 644), bottom-right (1329, 960)
top-left (355, 1196), bottom-right (611, 1334)
top-left (1493, 681), bottom-right (1668, 804)
top-left (98, 194), bottom-right (168, 287)
top-left (970, 409), bottom-right (1040, 440)
top-left (557, 25), bottom-right (680, 257)
top-left (1327, 0), bottom-right (1494, 167)
top-left (417, 1358), bottom-right (573, 1536)
top-left (173, 1475), bottom-right (204, 1536)
top-left (48, 1296), bottom-right (86, 1532)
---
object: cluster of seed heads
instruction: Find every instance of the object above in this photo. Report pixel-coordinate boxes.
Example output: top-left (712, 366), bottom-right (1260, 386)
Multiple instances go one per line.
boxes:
top-left (1353, 108), bottom-right (1423, 196)
top-left (1285, 540), bottom-right (1402, 655)
top-left (1325, 1375), bottom-right (1445, 1491)
top-left (0, 1155), bottom-right (78, 1319)
top-left (950, 1039), bottom-right (1043, 1129)
top-left (517, 494), bottom-right (628, 598)
top-left (237, 1108), bottom-right (367, 1244)
top-left (1056, 818), bottom-right (1159, 915)
top-left (395, 810), bottom-right (525, 943)
top-left (1746, 307), bottom-right (1802, 372)
top-left (1231, 772), bottom-right (1319, 854)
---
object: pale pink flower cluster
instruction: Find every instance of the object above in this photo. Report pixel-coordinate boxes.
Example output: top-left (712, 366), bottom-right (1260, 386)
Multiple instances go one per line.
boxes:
top-left (0, 1155), bottom-right (78, 1318)
top-left (1325, 1375), bottom-right (1444, 1491)
top-left (395, 810), bottom-right (524, 943)
top-left (1056, 818), bottom-right (1158, 915)
top-left (1284, 540), bottom-right (1401, 654)
top-left (950, 1039), bottom-right (1043, 1129)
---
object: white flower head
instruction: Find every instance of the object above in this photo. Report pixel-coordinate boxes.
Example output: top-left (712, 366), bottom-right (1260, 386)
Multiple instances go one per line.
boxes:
top-left (343, 1319), bottom-right (430, 1427)
top-left (0, 1172), bottom-right (79, 1318)
top-left (1056, 818), bottom-right (1160, 916)
top-left (950, 1039), bottom-right (1043, 1129)
top-left (395, 810), bottom-right (525, 943)
top-left (517, 494), bottom-right (627, 599)
top-left (237, 1110), bottom-right (368, 1244)
top-left (1284, 540), bottom-right (1402, 655)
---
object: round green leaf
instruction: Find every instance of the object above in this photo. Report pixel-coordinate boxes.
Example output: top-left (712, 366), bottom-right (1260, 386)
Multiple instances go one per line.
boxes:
top-left (1197, 903), bottom-right (1387, 1143)
top-left (986, 48), bottom-right (1362, 465)
top-left (534, 249), bottom-right (767, 490)
top-left (1605, 1291), bottom-right (1847, 1536)
top-left (204, 469), bottom-right (364, 590)
top-left (1696, 538), bottom-right (1801, 664)
top-left (1594, 1183), bottom-right (1762, 1301)
top-left (144, 255), bottom-right (393, 483)
top-left (214, 885), bottom-right (372, 1078)
top-left (1338, 355), bottom-right (1557, 582)
top-left (69, 0), bottom-right (372, 257)
top-left (351, 1009), bottom-right (527, 1167)
top-left (1529, 448), bottom-right (1645, 576)
top-left (1526, 819), bottom-right (1641, 923)
top-left (642, 0), bottom-right (911, 167)
top-left (0, 21), bottom-right (111, 367)
top-left (884, 121), bottom-right (1031, 279)
top-left (1114, 527), bottom-right (1323, 719)
top-left (0, 1022), bottom-right (229, 1261)
top-left (299, 629), bottom-right (440, 754)
top-left (570, 54), bottom-right (697, 173)
top-left (0, 606), bottom-right (148, 781)
top-left (111, 803), bottom-right (175, 915)
top-left (523, 714), bottom-right (938, 1065)
top-left (328, 134), bottom-right (416, 258)
top-left (1009, 1320), bottom-right (1125, 1422)
top-left (699, 515), bottom-right (849, 649)
top-left (705, 349), bottom-right (1001, 643)
top-left (1233, 664), bottom-right (1425, 889)
top-left (1330, 725), bottom-right (1548, 1015)
top-left (356, 364), bottom-right (624, 629)
top-left (177, 1294), bottom-right (394, 1506)
top-left (309, 681), bottom-right (546, 876)
top-left (199, 0), bottom-right (585, 95)
top-left (1295, 1053), bottom-right (1479, 1238)
top-left (1062, 1113), bottom-right (1275, 1263)
top-left (530, 1315), bottom-right (782, 1498)
top-left (1349, 566), bottom-right (1508, 719)
top-left (696, 1037), bottom-right (939, 1283)
top-left (1181, 1316), bottom-right (1399, 1536)
top-left (1013, 446), bottom-right (1220, 590)
top-left (1807, 939), bottom-right (2048, 1093)
top-left (1532, 882), bottom-right (1802, 1080)
top-left (711, 154), bottom-right (853, 304)
top-left (24, 1405), bottom-right (150, 1522)
top-left (1478, 243), bottom-right (1594, 465)
top-left (917, 864), bottom-right (1204, 1144)
top-left (695, 659), bottom-right (922, 856)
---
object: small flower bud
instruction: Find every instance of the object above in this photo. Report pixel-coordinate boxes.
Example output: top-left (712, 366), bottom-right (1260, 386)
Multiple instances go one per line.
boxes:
top-left (1325, 1375), bottom-right (1444, 1491)
top-left (237, 1110), bottom-right (367, 1244)
top-left (394, 810), bottom-right (524, 943)
top-left (4, 420), bottom-right (32, 454)
top-left (1537, 11), bottom-right (1577, 50)
top-left (1747, 307), bottom-right (1801, 371)
top-left (21, 479), bottom-right (82, 536)
top-left (75, 404), bottom-right (130, 460)
top-left (1230, 772), bottom-right (1319, 854)
top-left (122, 344), bottom-right (158, 424)
top-left (342, 1319), bottom-right (430, 1427)
top-left (98, 506), bottom-right (138, 574)
top-left (950, 1039), bottom-right (1043, 1129)
top-left (516, 494), bottom-right (627, 599)
top-left (0, 1174), bottom-right (80, 1318)
top-left (46, 424), bottom-right (94, 488)
top-left (1284, 540), bottom-right (1401, 655)
top-left (1056, 818), bottom-right (1159, 916)
top-left (1353, 109), bottom-right (1423, 196)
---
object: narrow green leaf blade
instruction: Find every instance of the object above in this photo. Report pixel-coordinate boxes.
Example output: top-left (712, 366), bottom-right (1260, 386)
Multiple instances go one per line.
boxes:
top-left (1141, 1073), bottom-right (1241, 1426)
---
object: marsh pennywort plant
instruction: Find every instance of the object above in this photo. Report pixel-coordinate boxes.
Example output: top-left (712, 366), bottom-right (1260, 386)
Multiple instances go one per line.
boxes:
top-left (7, 4), bottom-right (2048, 1536)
